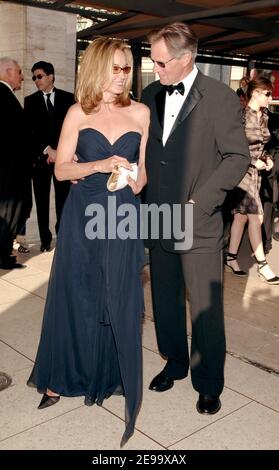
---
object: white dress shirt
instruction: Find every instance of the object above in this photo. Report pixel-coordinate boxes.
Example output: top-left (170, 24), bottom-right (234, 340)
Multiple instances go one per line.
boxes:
top-left (162, 65), bottom-right (198, 146)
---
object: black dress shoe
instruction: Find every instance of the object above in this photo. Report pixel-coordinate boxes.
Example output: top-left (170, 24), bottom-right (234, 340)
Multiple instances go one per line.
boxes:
top-left (196, 394), bottom-right (221, 415)
top-left (0, 261), bottom-right (25, 269)
top-left (38, 393), bottom-right (60, 409)
top-left (149, 371), bottom-right (174, 392)
top-left (40, 243), bottom-right (51, 252)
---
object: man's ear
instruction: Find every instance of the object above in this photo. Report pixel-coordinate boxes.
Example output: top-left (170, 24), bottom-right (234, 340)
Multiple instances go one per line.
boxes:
top-left (183, 51), bottom-right (192, 67)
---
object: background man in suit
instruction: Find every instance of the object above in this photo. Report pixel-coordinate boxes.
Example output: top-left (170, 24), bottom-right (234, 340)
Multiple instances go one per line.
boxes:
top-left (0, 57), bottom-right (26, 269)
top-left (24, 61), bottom-right (75, 252)
top-left (141, 23), bottom-right (250, 414)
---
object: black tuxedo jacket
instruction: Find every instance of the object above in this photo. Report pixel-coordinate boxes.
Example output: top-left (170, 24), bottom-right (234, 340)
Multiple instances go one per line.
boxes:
top-left (0, 82), bottom-right (29, 246)
top-left (141, 71), bottom-right (250, 253)
top-left (0, 82), bottom-right (27, 199)
top-left (24, 88), bottom-right (75, 163)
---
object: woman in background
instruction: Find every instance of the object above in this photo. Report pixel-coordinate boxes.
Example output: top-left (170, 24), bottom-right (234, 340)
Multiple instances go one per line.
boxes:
top-left (225, 76), bottom-right (279, 284)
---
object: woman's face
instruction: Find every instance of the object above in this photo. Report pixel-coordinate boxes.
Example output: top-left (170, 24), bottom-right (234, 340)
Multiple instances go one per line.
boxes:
top-left (103, 49), bottom-right (131, 96)
top-left (253, 88), bottom-right (272, 107)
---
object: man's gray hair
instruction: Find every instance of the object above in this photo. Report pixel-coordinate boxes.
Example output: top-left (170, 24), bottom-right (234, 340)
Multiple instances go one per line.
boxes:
top-left (148, 22), bottom-right (198, 60)
top-left (0, 57), bottom-right (18, 75)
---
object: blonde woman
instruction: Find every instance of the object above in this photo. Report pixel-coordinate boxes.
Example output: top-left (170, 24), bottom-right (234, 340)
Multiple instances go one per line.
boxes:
top-left (226, 76), bottom-right (279, 284)
top-left (28, 37), bottom-right (150, 446)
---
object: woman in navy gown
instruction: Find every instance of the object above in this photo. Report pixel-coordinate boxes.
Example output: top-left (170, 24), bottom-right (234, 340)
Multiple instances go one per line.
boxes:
top-left (27, 37), bottom-right (150, 446)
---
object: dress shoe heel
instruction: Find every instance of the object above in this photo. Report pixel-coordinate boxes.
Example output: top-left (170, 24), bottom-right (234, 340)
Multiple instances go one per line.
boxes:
top-left (257, 259), bottom-right (279, 285)
top-left (38, 393), bottom-right (60, 409)
top-left (149, 371), bottom-right (174, 392)
top-left (224, 252), bottom-right (247, 277)
top-left (196, 394), bottom-right (221, 415)
top-left (40, 243), bottom-right (51, 253)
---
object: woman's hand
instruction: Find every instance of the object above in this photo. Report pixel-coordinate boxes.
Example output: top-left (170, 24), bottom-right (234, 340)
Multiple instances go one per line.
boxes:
top-left (96, 155), bottom-right (132, 174)
top-left (265, 157), bottom-right (274, 171)
top-left (71, 154), bottom-right (84, 185)
top-left (127, 175), bottom-right (143, 195)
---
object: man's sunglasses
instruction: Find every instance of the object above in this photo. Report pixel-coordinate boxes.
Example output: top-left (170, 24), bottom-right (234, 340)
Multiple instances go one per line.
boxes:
top-left (150, 57), bottom-right (175, 68)
top-left (112, 65), bottom-right (131, 75)
top-left (32, 74), bottom-right (46, 81)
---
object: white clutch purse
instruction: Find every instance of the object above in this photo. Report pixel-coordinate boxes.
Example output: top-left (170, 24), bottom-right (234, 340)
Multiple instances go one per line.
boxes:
top-left (107, 163), bottom-right (138, 192)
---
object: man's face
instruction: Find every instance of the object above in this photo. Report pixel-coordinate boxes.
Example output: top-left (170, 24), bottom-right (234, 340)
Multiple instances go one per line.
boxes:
top-left (151, 38), bottom-right (192, 85)
top-left (32, 69), bottom-right (54, 93)
top-left (7, 63), bottom-right (23, 91)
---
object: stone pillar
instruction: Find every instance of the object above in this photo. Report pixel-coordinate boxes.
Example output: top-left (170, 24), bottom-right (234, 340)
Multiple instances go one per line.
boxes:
top-left (197, 62), bottom-right (231, 85)
top-left (0, 1), bottom-right (76, 104)
top-left (0, 1), bottom-right (25, 103)
top-left (0, 2), bottom-right (76, 242)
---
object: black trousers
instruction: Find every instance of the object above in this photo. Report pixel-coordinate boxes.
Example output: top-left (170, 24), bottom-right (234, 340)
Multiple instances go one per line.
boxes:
top-left (0, 198), bottom-right (22, 263)
top-left (149, 242), bottom-right (226, 396)
top-left (32, 163), bottom-right (70, 245)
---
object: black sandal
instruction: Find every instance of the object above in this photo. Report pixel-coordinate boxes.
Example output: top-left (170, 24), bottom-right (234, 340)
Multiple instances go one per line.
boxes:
top-left (224, 252), bottom-right (247, 277)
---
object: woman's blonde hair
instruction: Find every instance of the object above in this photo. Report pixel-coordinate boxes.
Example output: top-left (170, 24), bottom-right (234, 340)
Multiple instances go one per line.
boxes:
top-left (75, 37), bottom-right (132, 114)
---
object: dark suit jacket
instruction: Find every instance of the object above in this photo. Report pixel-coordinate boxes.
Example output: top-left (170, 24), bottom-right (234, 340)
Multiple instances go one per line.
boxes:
top-left (24, 88), bottom-right (75, 163)
top-left (0, 82), bottom-right (27, 243)
top-left (0, 82), bottom-right (26, 185)
top-left (141, 71), bottom-right (250, 253)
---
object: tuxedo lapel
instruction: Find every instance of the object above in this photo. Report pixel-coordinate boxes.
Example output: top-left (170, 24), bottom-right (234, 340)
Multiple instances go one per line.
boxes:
top-left (168, 72), bottom-right (204, 139)
top-left (155, 87), bottom-right (166, 131)
top-left (52, 87), bottom-right (58, 109)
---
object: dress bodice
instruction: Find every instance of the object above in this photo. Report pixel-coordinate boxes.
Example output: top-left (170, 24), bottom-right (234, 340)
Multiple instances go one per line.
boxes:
top-left (76, 128), bottom-right (141, 163)
top-left (74, 128), bottom-right (141, 191)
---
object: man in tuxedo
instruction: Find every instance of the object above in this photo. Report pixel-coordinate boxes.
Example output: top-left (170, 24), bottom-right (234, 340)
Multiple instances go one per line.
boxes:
top-left (0, 57), bottom-right (26, 269)
top-left (24, 61), bottom-right (75, 251)
top-left (141, 23), bottom-right (250, 414)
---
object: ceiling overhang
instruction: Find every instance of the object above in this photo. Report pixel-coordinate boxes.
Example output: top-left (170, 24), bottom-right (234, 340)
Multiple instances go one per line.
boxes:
top-left (4, 0), bottom-right (279, 68)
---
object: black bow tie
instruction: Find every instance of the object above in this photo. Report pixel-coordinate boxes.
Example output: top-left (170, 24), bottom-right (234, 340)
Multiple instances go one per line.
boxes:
top-left (165, 82), bottom-right (185, 96)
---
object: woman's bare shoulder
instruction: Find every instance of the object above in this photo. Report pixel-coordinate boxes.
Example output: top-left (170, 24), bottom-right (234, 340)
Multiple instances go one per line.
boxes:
top-left (67, 102), bottom-right (84, 117)
top-left (130, 100), bottom-right (150, 119)
top-left (65, 102), bottom-right (87, 126)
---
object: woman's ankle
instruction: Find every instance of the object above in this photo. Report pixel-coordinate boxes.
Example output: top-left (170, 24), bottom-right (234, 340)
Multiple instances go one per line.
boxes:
top-left (257, 260), bottom-right (276, 279)
top-left (46, 388), bottom-right (60, 397)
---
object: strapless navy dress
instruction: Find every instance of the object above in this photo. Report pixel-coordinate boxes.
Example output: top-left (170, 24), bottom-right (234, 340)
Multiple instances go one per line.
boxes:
top-left (28, 129), bottom-right (145, 445)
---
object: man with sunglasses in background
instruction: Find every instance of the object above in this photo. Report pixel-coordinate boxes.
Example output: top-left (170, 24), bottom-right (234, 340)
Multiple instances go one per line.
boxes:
top-left (24, 61), bottom-right (75, 252)
top-left (141, 23), bottom-right (250, 415)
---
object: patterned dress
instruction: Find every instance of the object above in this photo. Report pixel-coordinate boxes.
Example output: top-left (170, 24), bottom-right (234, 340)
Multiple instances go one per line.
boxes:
top-left (233, 106), bottom-right (270, 215)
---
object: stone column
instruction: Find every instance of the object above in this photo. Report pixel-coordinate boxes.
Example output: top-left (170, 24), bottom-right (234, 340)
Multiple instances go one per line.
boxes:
top-left (0, 2), bottom-right (76, 242)
top-left (0, 1), bottom-right (76, 104)
top-left (197, 62), bottom-right (231, 85)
